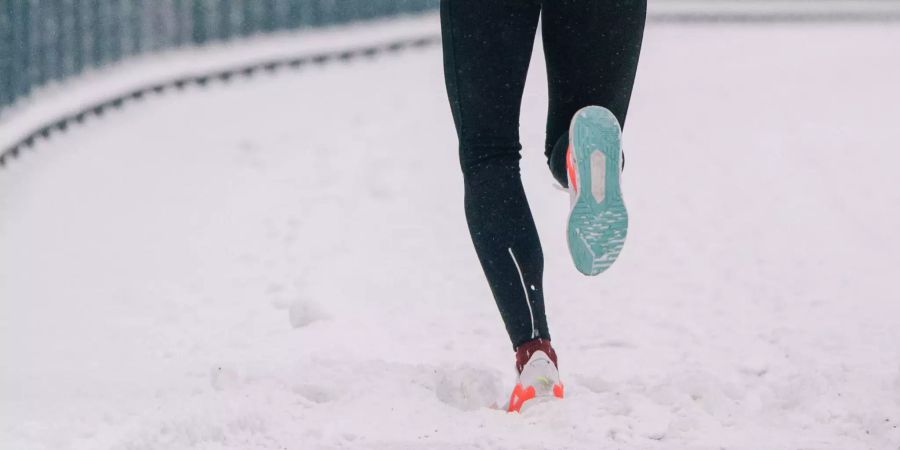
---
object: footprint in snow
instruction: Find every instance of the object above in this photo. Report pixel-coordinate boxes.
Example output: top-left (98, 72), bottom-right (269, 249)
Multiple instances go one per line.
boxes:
top-left (289, 298), bottom-right (329, 328)
top-left (434, 365), bottom-right (502, 411)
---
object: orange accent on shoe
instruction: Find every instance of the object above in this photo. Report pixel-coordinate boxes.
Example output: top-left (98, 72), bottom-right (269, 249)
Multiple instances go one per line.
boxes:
top-left (506, 384), bottom-right (536, 413)
top-left (566, 144), bottom-right (578, 193)
top-left (553, 383), bottom-right (565, 399)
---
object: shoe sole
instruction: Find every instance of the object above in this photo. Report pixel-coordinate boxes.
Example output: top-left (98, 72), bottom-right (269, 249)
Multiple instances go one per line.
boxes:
top-left (566, 106), bottom-right (628, 276)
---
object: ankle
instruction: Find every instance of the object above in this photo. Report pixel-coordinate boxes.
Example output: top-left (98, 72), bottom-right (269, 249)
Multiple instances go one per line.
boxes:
top-left (515, 338), bottom-right (558, 373)
top-left (548, 134), bottom-right (570, 188)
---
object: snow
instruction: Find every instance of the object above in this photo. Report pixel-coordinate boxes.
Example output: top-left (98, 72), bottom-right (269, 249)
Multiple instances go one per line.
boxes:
top-left (650, 0), bottom-right (900, 18)
top-left (2, 15), bottom-right (900, 450)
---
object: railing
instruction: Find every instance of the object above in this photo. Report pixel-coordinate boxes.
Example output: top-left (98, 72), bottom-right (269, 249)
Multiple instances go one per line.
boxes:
top-left (0, 0), bottom-right (439, 116)
top-left (3, 0), bottom-right (897, 117)
top-left (2, 0), bottom-right (897, 168)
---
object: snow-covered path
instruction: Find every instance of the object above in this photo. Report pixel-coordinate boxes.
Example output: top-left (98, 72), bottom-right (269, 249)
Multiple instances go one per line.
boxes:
top-left (2, 18), bottom-right (900, 450)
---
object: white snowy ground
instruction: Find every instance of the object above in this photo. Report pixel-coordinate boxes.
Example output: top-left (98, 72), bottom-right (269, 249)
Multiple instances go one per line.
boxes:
top-left (2, 17), bottom-right (900, 450)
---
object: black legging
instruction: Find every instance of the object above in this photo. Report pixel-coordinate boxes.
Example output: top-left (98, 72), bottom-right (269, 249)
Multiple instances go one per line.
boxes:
top-left (441, 0), bottom-right (646, 348)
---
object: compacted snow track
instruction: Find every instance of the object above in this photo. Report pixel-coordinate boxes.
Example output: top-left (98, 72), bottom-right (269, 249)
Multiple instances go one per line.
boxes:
top-left (2, 18), bottom-right (900, 450)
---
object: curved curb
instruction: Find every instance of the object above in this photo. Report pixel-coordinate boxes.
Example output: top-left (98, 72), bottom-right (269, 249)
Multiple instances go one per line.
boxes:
top-left (0, 34), bottom-right (441, 169)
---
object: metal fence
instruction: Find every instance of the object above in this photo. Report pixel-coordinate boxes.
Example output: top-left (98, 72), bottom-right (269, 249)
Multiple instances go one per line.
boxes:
top-left (2, 0), bottom-right (896, 120)
top-left (0, 0), bottom-right (439, 115)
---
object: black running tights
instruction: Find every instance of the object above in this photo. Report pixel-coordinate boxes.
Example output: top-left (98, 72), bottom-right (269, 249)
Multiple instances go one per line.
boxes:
top-left (440, 0), bottom-right (646, 348)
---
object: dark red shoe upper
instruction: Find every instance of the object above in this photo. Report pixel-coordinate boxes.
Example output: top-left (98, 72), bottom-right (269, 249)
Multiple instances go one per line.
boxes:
top-left (515, 338), bottom-right (558, 374)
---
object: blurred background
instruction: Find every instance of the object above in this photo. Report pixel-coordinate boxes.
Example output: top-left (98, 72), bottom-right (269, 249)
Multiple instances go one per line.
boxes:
top-left (3, 0), bottom-right (900, 125)
top-left (1, 1), bottom-right (899, 449)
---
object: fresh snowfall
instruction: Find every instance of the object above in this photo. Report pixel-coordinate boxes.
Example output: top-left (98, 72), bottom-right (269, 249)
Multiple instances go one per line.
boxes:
top-left (1, 15), bottom-right (899, 450)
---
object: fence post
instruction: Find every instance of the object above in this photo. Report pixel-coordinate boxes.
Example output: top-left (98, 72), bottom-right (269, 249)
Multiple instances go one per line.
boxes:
top-left (240, 0), bottom-right (255, 36)
top-left (18, 0), bottom-right (32, 99)
top-left (55, 0), bottom-right (69, 80)
top-left (173, 0), bottom-right (187, 46)
top-left (317, 0), bottom-right (333, 26)
top-left (1, 1), bottom-right (10, 109)
top-left (218, 0), bottom-right (233, 41)
top-left (72, 0), bottom-right (84, 75)
top-left (88, 0), bottom-right (103, 66)
top-left (296, 0), bottom-right (320, 27)
top-left (128, 0), bottom-right (144, 56)
top-left (193, 0), bottom-right (208, 44)
top-left (148, 0), bottom-right (165, 52)
top-left (261, 0), bottom-right (277, 32)
top-left (110, 0), bottom-right (122, 62)
top-left (31, 0), bottom-right (45, 88)
top-left (285, 0), bottom-right (301, 28)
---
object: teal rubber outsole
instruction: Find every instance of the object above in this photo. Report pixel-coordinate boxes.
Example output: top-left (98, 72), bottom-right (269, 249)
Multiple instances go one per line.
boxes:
top-left (566, 106), bottom-right (629, 276)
